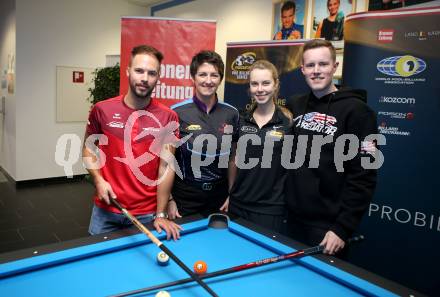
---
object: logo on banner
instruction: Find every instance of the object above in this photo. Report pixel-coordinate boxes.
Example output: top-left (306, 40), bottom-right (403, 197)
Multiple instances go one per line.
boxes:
top-left (405, 30), bottom-right (439, 41)
top-left (378, 122), bottom-right (410, 136)
top-left (378, 29), bottom-right (394, 43)
top-left (369, 203), bottom-right (440, 233)
top-left (405, 30), bottom-right (427, 41)
top-left (379, 96), bottom-right (416, 105)
top-left (151, 64), bottom-right (194, 101)
top-left (377, 55), bottom-right (426, 77)
top-left (375, 56), bottom-right (427, 85)
top-left (428, 30), bottom-right (440, 38)
top-left (231, 52), bottom-right (256, 80)
top-left (378, 111), bottom-right (414, 120)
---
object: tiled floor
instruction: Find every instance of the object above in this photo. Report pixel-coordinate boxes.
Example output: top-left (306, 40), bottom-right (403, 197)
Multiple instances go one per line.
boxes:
top-left (0, 177), bottom-right (95, 254)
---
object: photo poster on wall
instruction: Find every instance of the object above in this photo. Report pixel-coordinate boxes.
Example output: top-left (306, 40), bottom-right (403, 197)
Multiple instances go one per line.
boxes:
top-left (311, 0), bottom-right (355, 41)
top-left (343, 7), bottom-right (440, 296)
top-left (224, 40), bottom-right (309, 112)
top-left (272, 0), bottom-right (307, 40)
top-left (120, 17), bottom-right (216, 108)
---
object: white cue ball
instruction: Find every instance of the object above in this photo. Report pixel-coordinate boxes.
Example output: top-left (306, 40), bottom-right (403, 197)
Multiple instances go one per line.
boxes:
top-left (157, 251), bottom-right (170, 266)
top-left (155, 290), bottom-right (171, 297)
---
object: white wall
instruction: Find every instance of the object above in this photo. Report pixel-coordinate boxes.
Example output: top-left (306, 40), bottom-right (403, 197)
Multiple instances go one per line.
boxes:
top-left (0, 0), bottom-right (16, 179)
top-left (13, 0), bottom-right (148, 181)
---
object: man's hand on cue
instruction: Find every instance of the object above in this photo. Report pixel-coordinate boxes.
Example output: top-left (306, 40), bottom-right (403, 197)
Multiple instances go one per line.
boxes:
top-left (320, 231), bottom-right (345, 255)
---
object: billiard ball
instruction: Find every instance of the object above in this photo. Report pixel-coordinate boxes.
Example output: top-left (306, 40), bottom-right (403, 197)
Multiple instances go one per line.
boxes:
top-left (155, 290), bottom-right (171, 297)
top-left (193, 260), bottom-right (208, 274)
top-left (157, 251), bottom-right (170, 266)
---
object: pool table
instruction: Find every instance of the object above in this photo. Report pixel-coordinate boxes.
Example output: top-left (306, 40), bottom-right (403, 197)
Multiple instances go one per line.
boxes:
top-left (0, 216), bottom-right (420, 297)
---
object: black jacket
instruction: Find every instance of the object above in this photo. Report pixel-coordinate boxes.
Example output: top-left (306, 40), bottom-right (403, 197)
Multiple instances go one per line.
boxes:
top-left (230, 106), bottom-right (293, 215)
top-left (286, 88), bottom-right (378, 241)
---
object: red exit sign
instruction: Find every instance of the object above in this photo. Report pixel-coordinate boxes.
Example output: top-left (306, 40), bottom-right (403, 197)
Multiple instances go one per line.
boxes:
top-left (73, 71), bottom-right (84, 83)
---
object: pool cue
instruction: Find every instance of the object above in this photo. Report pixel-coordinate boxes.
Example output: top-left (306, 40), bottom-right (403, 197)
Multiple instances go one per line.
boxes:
top-left (110, 245), bottom-right (324, 297)
top-left (111, 235), bottom-right (364, 297)
top-left (109, 197), bottom-right (219, 297)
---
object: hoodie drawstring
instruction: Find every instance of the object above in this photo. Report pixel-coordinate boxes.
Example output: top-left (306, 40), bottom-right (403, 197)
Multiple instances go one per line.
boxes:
top-left (322, 93), bottom-right (335, 135)
top-left (297, 95), bottom-right (311, 131)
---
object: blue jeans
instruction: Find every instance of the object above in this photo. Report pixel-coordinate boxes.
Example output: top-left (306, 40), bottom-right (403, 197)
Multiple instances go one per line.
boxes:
top-left (88, 205), bottom-right (154, 235)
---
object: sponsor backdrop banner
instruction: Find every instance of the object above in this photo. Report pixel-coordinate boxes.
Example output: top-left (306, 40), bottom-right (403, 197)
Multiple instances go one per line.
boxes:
top-left (343, 7), bottom-right (440, 296)
top-left (120, 17), bottom-right (216, 107)
top-left (224, 41), bottom-right (309, 110)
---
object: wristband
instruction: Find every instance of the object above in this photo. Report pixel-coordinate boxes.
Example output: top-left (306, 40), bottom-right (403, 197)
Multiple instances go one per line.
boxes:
top-left (154, 212), bottom-right (168, 219)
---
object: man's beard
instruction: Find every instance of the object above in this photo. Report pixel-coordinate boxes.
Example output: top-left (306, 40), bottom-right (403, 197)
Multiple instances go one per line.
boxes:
top-left (134, 86), bottom-right (154, 99)
top-left (129, 79), bottom-right (154, 100)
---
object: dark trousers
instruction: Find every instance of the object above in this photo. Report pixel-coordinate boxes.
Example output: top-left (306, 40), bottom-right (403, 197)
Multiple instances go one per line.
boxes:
top-left (172, 177), bottom-right (228, 217)
top-left (287, 215), bottom-right (349, 259)
top-left (287, 218), bottom-right (327, 246)
top-left (229, 204), bottom-right (288, 235)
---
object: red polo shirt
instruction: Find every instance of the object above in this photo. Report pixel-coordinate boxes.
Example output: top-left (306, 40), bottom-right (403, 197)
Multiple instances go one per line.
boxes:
top-left (86, 95), bottom-right (179, 215)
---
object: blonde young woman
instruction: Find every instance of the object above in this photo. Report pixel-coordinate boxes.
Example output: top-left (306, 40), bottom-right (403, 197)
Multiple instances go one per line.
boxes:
top-left (221, 60), bottom-right (293, 234)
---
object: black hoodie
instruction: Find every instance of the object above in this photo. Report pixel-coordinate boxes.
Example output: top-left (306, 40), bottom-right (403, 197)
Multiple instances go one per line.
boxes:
top-left (285, 87), bottom-right (378, 241)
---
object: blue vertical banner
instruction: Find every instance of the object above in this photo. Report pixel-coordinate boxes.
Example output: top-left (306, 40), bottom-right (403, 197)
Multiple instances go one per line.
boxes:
top-left (343, 7), bottom-right (440, 296)
top-left (224, 40), bottom-right (309, 110)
